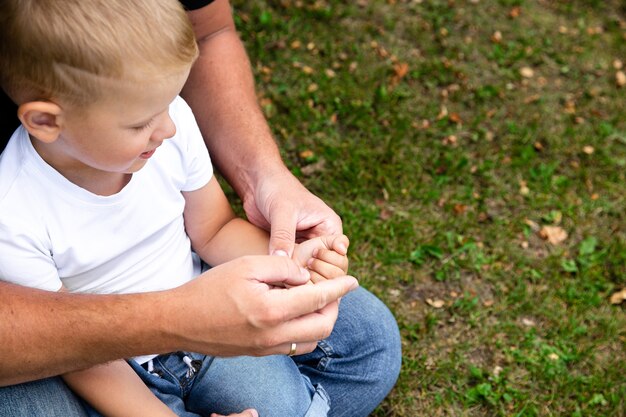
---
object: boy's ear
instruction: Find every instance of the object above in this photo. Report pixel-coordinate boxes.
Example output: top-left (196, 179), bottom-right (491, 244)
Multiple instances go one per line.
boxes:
top-left (17, 101), bottom-right (64, 143)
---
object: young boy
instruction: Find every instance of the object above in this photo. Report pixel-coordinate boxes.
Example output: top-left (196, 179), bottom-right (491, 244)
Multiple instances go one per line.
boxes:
top-left (0, 1), bottom-right (349, 416)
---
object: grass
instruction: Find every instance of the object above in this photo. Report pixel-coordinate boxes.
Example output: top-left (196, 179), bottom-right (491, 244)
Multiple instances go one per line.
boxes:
top-left (230, 1), bottom-right (626, 415)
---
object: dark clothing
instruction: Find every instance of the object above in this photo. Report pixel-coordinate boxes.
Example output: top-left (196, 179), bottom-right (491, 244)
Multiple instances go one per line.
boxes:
top-left (179, 0), bottom-right (214, 10)
top-left (0, 0), bottom-right (215, 153)
top-left (0, 92), bottom-right (16, 152)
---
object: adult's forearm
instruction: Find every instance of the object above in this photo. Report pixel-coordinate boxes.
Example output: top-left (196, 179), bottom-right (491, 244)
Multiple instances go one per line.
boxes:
top-left (181, 19), bottom-right (285, 200)
top-left (1, 257), bottom-right (355, 387)
top-left (0, 283), bottom-right (175, 386)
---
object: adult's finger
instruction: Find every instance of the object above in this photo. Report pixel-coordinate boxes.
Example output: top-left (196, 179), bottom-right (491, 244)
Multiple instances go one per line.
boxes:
top-left (268, 207), bottom-right (298, 257)
top-left (271, 299), bottom-right (340, 347)
top-left (211, 409), bottom-right (259, 417)
top-left (265, 275), bottom-right (358, 322)
top-left (241, 255), bottom-right (312, 287)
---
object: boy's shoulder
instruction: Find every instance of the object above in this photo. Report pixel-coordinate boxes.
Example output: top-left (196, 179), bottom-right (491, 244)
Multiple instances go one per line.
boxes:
top-left (0, 127), bottom-right (30, 203)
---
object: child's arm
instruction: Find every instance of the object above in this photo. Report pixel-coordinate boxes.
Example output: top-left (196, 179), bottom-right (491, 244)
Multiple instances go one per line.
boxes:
top-left (183, 177), bottom-right (275, 265)
top-left (183, 177), bottom-right (350, 279)
top-left (57, 286), bottom-right (175, 417)
top-left (62, 361), bottom-right (176, 417)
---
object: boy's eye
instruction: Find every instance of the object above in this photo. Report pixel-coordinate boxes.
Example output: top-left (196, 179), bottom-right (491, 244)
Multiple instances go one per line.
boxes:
top-left (132, 119), bottom-right (154, 131)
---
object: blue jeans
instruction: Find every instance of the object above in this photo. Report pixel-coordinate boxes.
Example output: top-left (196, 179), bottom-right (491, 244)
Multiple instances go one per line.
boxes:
top-left (0, 288), bottom-right (401, 417)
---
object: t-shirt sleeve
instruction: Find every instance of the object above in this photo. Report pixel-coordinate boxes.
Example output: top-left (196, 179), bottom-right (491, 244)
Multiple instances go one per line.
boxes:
top-left (0, 217), bottom-right (62, 292)
top-left (179, 0), bottom-right (214, 11)
top-left (169, 96), bottom-right (214, 192)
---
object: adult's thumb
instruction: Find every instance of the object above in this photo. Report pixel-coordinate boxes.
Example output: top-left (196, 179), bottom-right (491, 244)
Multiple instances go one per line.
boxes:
top-left (269, 217), bottom-right (297, 257)
top-left (210, 409), bottom-right (259, 417)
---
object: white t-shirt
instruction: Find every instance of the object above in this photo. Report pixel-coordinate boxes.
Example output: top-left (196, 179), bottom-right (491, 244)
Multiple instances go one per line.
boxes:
top-left (0, 96), bottom-right (213, 295)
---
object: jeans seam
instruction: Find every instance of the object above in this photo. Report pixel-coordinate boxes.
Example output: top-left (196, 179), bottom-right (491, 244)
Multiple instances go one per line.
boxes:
top-left (315, 340), bottom-right (335, 371)
top-left (154, 355), bottom-right (186, 397)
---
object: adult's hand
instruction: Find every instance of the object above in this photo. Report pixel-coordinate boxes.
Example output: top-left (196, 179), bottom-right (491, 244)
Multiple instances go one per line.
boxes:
top-left (211, 409), bottom-right (258, 417)
top-left (166, 255), bottom-right (358, 357)
top-left (181, 3), bottom-right (342, 258)
top-left (242, 169), bottom-right (343, 258)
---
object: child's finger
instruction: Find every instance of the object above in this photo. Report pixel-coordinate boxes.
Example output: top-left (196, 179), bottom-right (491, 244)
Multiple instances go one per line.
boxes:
top-left (309, 270), bottom-right (328, 284)
top-left (328, 234), bottom-right (350, 255)
top-left (307, 257), bottom-right (347, 280)
top-left (313, 248), bottom-right (349, 273)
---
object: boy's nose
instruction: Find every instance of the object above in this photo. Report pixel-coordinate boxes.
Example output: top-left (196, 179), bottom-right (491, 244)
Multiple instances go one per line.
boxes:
top-left (153, 112), bottom-right (176, 141)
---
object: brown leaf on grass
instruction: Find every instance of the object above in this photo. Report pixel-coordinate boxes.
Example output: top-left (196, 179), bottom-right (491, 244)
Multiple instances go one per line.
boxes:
top-left (379, 208), bottom-right (393, 221)
top-left (616, 71), bottom-right (626, 87)
top-left (390, 62), bottom-right (409, 86)
top-left (426, 298), bottom-right (445, 308)
top-left (509, 6), bottom-right (521, 18)
top-left (539, 226), bottom-right (568, 245)
top-left (524, 94), bottom-right (541, 104)
top-left (300, 159), bottom-right (326, 176)
top-left (290, 40), bottom-right (302, 49)
top-left (448, 112), bottom-right (463, 124)
top-left (436, 105), bottom-right (448, 120)
top-left (299, 149), bottom-right (314, 159)
top-left (520, 67), bottom-right (534, 78)
top-left (563, 99), bottom-right (576, 114)
top-left (375, 198), bottom-right (393, 221)
top-left (393, 62), bottom-right (409, 79)
top-left (524, 219), bottom-right (540, 232)
top-left (610, 288), bottom-right (626, 304)
top-left (453, 203), bottom-right (468, 214)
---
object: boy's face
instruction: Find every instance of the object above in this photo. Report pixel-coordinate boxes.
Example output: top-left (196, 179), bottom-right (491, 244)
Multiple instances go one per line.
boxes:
top-left (55, 69), bottom-right (190, 175)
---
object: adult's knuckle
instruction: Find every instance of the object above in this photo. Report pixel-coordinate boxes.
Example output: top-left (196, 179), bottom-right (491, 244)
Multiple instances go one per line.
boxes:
top-left (271, 228), bottom-right (294, 243)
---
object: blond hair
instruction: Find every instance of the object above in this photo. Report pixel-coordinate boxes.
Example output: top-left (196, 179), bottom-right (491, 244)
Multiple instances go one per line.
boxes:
top-left (0, 0), bottom-right (198, 105)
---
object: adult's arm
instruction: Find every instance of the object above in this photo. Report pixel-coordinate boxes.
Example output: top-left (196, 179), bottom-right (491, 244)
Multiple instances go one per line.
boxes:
top-left (181, 0), bottom-right (342, 257)
top-left (0, 256), bottom-right (358, 386)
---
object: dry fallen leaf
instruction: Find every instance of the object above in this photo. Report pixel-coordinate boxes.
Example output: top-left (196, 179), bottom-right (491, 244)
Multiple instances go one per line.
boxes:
top-left (524, 218), bottom-right (540, 232)
top-left (436, 105), bottom-right (448, 120)
top-left (616, 71), bottom-right (626, 87)
top-left (301, 160), bottom-right (326, 176)
top-left (583, 146), bottom-right (595, 155)
top-left (539, 226), bottom-right (568, 245)
top-left (453, 203), bottom-right (467, 214)
top-left (520, 67), bottom-right (534, 78)
top-left (426, 298), bottom-right (445, 308)
top-left (610, 288), bottom-right (626, 305)
top-left (448, 112), bottom-right (463, 124)
top-left (299, 149), bottom-right (314, 159)
top-left (519, 184), bottom-right (530, 196)
top-left (290, 40), bottom-right (302, 49)
top-left (390, 62), bottom-right (409, 86)
top-left (393, 62), bottom-right (409, 79)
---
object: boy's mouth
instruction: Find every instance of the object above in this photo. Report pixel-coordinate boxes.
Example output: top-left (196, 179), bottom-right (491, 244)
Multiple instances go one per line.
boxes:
top-left (139, 149), bottom-right (156, 159)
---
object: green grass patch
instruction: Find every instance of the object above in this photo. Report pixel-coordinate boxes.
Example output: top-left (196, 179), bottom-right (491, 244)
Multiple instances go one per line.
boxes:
top-left (232, 0), bottom-right (626, 415)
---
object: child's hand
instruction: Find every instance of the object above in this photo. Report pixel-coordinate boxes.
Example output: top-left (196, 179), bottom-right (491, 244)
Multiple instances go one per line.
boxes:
top-left (293, 234), bottom-right (350, 284)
